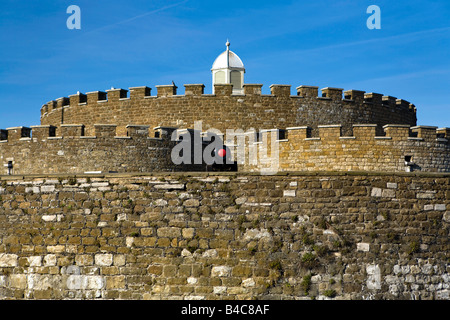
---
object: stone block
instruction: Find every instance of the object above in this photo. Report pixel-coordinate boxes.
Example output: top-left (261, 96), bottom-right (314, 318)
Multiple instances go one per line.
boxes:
top-left (95, 254), bottom-right (113, 266)
top-left (157, 227), bottom-right (181, 238)
top-left (387, 183), bottom-right (398, 189)
top-left (44, 254), bottom-right (57, 266)
top-left (242, 278), bottom-right (256, 287)
top-left (184, 199), bottom-right (200, 207)
top-left (357, 243), bottom-right (370, 252)
top-left (154, 184), bottom-right (185, 190)
top-left (371, 188), bottom-right (382, 197)
top-left (47, 245), bottom-right (65, 253)
top-left (213, 286), bottom-right (227, 294)
top-left (28, 256), bottom-right (42, 267)
top-left (382, 189), bottom-right (396, 198)
top-left (27, 274), bottom-right (55, 290)
top-left (366, 264), bottom-right (381, 290)
top-left (114, 255), bottom-right (126, 266)
top-left (283, 190), bottom-right (296, 197)
top-left (41, 185), bottom-right (55, 193)
top-left (417, 191), bottom-right (436, 199)
top-left (211, 266), bottom-right (232, 277)
top-left (66, 275), bottom-right (105, 290)
top-left (10, 274), bottom-right (27, 289)
top-left (106, 276), bottom-right (126, 289)
top-left (443, 212), bottom-right (450, 223)
top-left (182, 228), bottom-right (195, 239)
top-left (0, 254), bottom-right (18, 267)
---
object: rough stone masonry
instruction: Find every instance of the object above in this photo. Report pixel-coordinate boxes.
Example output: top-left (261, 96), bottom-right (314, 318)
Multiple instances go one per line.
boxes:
top-left (0, 172), bottom-right (448, 300)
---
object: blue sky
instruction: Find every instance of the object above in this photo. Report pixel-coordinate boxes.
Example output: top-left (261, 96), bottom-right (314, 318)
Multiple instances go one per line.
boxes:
top-left (0, 0), bottom-right (449, 129)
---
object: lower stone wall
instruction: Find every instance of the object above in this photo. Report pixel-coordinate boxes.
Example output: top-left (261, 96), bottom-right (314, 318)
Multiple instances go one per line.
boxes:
top-left (240, 125), bottom-right (450, 174)
top-left (0, 128), bottom-right (203, 175)
top-left (0, 172), bottom-right (448, 300)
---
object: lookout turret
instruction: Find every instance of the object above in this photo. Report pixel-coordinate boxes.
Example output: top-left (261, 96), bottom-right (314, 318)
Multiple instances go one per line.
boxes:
top-left (211, 40), bottom-right (245, 94)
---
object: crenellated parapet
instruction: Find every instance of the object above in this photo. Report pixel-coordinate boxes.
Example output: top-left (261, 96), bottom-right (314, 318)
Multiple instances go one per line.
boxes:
top-left (237, 124), bottom-right (450, 173)
top-left (40, 83), bottom-right (417, 137)
top-left (40, 83), bottom-right (419, 107)
top-left (0, 124), bottom-right (204, 175)
top-left (1, 121), bottom-right (449, 174)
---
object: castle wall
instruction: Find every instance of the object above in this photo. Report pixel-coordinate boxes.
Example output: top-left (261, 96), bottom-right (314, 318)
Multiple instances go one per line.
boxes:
top-left (0, 125), bottom-right (201, 175)
top-left (1, 123), bottom-right (449, 175)
top-left (40, 84), bottom-right (417, 137)
top-left (241, 124), bottom-right (450, 173)
top-left (0, 172), bottom-right (448, 300)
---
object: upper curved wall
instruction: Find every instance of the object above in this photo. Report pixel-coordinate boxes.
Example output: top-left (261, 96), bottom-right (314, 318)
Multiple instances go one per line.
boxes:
top-left (40, 83), bottom-right (417, 137)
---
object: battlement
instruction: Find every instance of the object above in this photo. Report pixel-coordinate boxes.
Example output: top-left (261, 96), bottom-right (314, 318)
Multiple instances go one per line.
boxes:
top-left (232, 124), bottom-right (449, 153)
top-left (0, 124), bottom-right (201, 175)
top-left (279, 124), bottom-right (449, 143)
top-left (1, 120), bottom-right (449, 175)
top-left (238, 124), bottom-right (450, 173)
top-left (230, 124), bottom-right (449, 144)
top-left (39, 82), bottom-right (418, 140)
top-left (3, 122), bottom-right (447, 147)
top-left (0, 123), bottom-right (176, 142)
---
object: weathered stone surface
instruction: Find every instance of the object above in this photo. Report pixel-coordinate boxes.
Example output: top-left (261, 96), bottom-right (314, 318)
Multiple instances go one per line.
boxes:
top-left (366, 264), bottom-right (382, 290)
top-left (283, 190), bottom-right (296, 197)
top-left (9, 274), bottom-right (27, 289)
top-left (95, 254), bottom-right (113, 266)
top-left (66, 275), bottom-right (105, 290)
top-left (243, 229), bottom-right (271, 241)
top-left (0, 254), bottom-right (18, 267)
top-left (0, 172), bottom-right (448, 300)
top-left (157, 227), bottom-right (181, 238)
top-left (154, 184), bottom-right (185, 190)
top-left (371, 188), bottom-right (382, 197)
top-left (211, 266), bottom-right (232, 277)
top-left (357, 243), bottom-right (370, 252)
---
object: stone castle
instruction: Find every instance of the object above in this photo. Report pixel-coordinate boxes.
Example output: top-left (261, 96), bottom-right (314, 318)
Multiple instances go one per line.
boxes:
top-left (0, 42), bottom-right (448, 300)
top-left (1, 41), bottom-right (448, 175)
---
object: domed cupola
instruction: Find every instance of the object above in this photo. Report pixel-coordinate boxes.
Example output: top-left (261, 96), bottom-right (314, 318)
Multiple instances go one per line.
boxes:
top-left (211, 41), bottom-right (245, 94)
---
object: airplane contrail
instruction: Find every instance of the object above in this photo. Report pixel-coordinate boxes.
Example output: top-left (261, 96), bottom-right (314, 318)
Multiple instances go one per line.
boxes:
top-left (84, 0), bottom-right (189, 34)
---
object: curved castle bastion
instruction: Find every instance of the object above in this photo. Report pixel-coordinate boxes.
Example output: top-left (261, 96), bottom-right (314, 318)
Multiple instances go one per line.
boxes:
top-left (0, 125), bottom-right (204, 175)
top-left (40, 84), bottom-right (417, 137)
top-left (0, 122), bottom-right (449, 175)
top-left (0, 39), bottom-right (448, 301)
top-left (241, 124), bottom-right (450, 173)
top-left (2, 81), bottom-right (448, 175)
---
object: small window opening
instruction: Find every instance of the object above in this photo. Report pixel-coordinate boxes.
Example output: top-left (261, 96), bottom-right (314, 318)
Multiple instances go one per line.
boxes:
top-left (7, 161), bottom-right (13, 175)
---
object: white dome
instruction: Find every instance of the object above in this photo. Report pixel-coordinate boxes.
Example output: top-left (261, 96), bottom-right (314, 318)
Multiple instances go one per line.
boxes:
top-left (211, 44), bottom-right (245, 71)
top-left (211, 41), bottom-right (245, 94)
